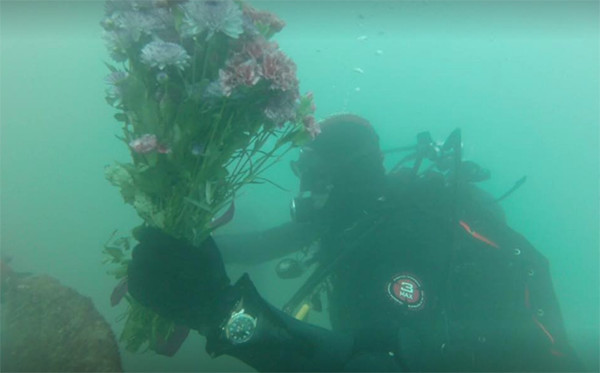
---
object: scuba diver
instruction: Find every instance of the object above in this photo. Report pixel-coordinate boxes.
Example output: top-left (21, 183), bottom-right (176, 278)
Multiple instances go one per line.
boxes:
top-left (128, 114), bottom-right (584, 371)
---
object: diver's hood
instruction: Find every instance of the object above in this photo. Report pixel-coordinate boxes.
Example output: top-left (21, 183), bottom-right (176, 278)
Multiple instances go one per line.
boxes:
top-left (289, 114), bottom-right (386, 225)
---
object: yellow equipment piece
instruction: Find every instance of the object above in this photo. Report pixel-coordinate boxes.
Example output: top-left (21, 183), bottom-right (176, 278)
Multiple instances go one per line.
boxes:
top-left (294, 303), bottom-right (311, 321)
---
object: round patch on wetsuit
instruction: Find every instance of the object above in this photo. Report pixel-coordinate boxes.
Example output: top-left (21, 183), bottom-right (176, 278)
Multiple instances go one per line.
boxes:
top-left (387, 273), bottom-right (425, 310)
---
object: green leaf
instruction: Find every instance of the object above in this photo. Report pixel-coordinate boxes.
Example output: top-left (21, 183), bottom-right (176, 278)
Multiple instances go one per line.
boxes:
top-left (115, 134), bottom-right (129, 144)
top-left (104, 247), bottom-right (124, 261)
top-left (105, 96), bottom-right (117, 107)
top-left (174, 99), bottom-right (200, 132)
top-left (121, 75), bottom-right (159, 133)
top-left (120, 310), bottom-right (147, 352)
top-left (104, 61), bottom-right (118, 73)
top-left (145, 152), bottom-right (158, 168)
top-left (107, 264), bottom-right (128, 279)
top-left (114, 113), bottom-right (128, 122)
top-left (291, 128), bottom-right (312, 147)
top-left (133, 161), bottom-right (177, 196)
top-left (114, 236), bottom-right (131, 251)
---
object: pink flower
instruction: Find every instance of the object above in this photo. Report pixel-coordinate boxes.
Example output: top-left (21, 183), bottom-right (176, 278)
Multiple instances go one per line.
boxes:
top-left (303, 115), bottom-right (321, 139)
top-left (218, 69), bottom-right (236, 96)
top-left (264, 91), bottom-right (297, 127)
top-left (129, 134), bottom-right (157, 153)
top-left (235, 60), bottom-right (261, 86)
top-left (217, 59), bottom-right (261, 96)
top-left (216, 35), bottom-right (298, 96)
top-left (242, 39), bottom-right (276, 60)
top-left (157, 144), bottom-right (172, 154)
top-left (242, 4), bottom-right (285, 34)
top-left (261, 50), bottom-right (298, 92)
top-left (304, 91), bottom-right (316, 112)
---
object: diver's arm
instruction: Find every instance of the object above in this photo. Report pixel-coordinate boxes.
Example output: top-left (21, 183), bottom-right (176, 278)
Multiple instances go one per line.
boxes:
top-left (214, 222), bottom-right (319, 265)
top-left (205, 274), bottom-right (402, 372)
top-left (516, 247), bottom-right (584, 371)
top-left (470, 223), bottom-right (584, 372)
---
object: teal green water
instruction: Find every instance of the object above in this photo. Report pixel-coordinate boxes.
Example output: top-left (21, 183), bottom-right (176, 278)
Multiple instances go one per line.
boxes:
top-left (1, 1), bottom-right (597, 371)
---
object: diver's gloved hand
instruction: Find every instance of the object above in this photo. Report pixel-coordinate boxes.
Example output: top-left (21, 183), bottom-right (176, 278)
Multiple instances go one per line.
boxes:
top-left (127, 226), bottom-right (233, 332)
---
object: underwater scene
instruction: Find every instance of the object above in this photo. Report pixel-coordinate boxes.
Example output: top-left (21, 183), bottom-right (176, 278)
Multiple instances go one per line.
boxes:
top-left (1, 0), bottom-right (598, 371)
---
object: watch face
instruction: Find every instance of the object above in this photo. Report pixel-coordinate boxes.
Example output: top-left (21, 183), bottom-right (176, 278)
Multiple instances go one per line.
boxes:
top-left (225, 312), bottom-right (257, 344)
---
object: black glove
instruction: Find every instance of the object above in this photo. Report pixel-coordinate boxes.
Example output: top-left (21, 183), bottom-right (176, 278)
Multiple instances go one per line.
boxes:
top-left (127, 226), bottom-right (232, 331)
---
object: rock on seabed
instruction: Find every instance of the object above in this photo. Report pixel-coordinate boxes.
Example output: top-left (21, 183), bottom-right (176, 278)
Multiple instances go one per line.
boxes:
top-left (1, 273), bottom-right (122, 372)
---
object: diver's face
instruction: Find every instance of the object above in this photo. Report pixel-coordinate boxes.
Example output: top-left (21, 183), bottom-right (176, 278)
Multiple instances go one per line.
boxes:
top-left (289, 148), bottom-right (334, 222)
top-left (291, 148), bottom-right (333, 195)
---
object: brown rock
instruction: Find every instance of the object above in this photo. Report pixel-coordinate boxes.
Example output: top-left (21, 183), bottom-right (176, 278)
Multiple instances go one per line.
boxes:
top-left (1, 272), bottom-right (122, 372)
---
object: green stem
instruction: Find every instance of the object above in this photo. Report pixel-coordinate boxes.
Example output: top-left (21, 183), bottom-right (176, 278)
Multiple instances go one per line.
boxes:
top-left (191, 40), bottom-right (198, 84)
top-left (230, 130), bottom-right (270, 185)
top-left (177, 103), bottom-right (231, 239)
top-left (201, 39), bottom-right (212, 82)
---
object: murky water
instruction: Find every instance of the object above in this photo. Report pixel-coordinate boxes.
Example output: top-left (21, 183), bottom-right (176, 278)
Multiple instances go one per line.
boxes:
top-left (1, 1), bottom-right (598, 371)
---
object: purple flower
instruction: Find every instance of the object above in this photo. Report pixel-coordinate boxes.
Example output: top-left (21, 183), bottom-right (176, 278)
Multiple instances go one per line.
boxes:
top-left (140, 40), bottom-right (190, 70)
top-left (180, 0), bottom-right (243, 40)
top-left (129, 134), bottom-right (158, 153)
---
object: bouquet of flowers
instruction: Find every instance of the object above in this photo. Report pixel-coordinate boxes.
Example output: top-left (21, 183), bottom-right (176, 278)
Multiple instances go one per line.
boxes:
top-left (100, 0), bottom-right (318, 353)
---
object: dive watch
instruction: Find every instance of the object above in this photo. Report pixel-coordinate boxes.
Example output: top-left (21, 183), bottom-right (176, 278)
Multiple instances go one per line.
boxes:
top-left (224, 307), bottom-right (257, 345)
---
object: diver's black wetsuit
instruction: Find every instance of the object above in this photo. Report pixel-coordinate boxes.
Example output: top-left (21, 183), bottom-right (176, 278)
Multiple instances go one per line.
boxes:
top-left (207, 172), bottom-right (583, 372)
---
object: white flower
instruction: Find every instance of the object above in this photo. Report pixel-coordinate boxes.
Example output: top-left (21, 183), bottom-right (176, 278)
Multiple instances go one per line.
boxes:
top-left (111, 9), bottom-right (172, 41)
top-left (140, 40), bottom-right (191, 70)
top-left (180, 0), bottom-right (243, 40)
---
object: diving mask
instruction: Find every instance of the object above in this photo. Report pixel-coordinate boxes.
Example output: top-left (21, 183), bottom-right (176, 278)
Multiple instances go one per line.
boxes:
top-left (289, 148), bottom-right (333, 223)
